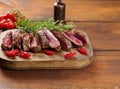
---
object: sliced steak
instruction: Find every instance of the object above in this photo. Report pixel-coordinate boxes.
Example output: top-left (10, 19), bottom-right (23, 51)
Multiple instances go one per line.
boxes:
top-left (30, 33), bottom-right (41, 53)
top-left (43, 29), bottom-right (61, 51)
top-left (12, 30), bottom-right (23, 49)
top-left (51, 30), bottom-right (72, 51)
top-left (62, 30), bottom-right (83, 47)
top-left (73, 31), bottom-right (87, 45)
top-left (1, 31), bottom-right (13, 50)
top-left (37, 30), bottom-right (49, 49)
top-left (22, 33), bottom-right (31, 52)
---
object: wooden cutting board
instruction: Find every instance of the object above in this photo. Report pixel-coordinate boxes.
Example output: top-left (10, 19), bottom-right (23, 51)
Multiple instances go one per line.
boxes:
top-left (0, 29), bottom-right (93, 70)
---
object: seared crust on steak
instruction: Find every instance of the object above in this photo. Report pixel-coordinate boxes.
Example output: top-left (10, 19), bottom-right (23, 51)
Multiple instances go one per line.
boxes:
top-left (12, 30), bottom-right (23, 49)
top-left (30, 33), bottom-right (41, 53)
top-left (37, 30), bottom-right (49, 49)
top-left (22, 33), bottom-right (31, 52)
top-left (1, 31), bottom-right (13, 50)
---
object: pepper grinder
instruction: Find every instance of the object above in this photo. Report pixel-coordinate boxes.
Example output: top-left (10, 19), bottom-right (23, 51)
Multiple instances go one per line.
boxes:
top-left (54, 0), bottom-right (66, 24)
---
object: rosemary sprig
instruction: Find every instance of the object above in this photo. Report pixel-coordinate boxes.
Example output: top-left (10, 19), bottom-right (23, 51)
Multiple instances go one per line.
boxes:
top-left (16, 18), bottom-right (40, 34)
top-left (62, 24), bottom-right (75, 30)
top-left (11, 9), bottom-right (75, 33)
top-left (39, 19), bottom-right (75, 31)
top-left (16, 18), bottom-right (75, 34)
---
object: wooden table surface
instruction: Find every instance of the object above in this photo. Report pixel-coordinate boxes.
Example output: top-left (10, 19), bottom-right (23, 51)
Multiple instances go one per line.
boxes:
top-left (0, 0), bottom-right (120, 89)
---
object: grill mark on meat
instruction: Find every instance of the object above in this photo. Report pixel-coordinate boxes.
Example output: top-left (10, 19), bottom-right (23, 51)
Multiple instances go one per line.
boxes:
top-left (43, 29), bottom-right (61, 51)
top-left (51, 30), bottom-right (72, 51)
top-left (37, 30), bottom-right (49, 49)
top-left (1, 31), bottom-right (13, 50)
top-left (62, 30), bottom-right (83, 47)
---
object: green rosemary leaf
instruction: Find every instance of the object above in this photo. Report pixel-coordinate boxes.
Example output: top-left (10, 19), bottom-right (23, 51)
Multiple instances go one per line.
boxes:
top-left (16, 18), bottom-right (75, 34)
top-left (62, 24), bottom-right (75, 30)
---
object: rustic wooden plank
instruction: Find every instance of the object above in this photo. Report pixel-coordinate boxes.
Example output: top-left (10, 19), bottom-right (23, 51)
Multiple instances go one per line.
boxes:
top-left (90, 51), bottom-right (120, 88)
top-left (73, 22), bottom-right (120, 50)
top-left (1, 0), bottom-right (120, 21)
top-left (0, 51), bottom-right (120, 89)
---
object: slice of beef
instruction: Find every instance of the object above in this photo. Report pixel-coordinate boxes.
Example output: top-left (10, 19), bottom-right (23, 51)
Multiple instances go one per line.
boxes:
top-left (30, 33), bottom-right (41, 53)
top-left (43, 29), bottom-right (61, 51)
top-left (51, 30), bottom-right (72, 51)
top-left (62, 30), bottom-right (83, 47)
top-left (22, 33), bottom-right (31, 52)
top-left (73, 32), bottom-right (87, 45)
top-left (12, 30), bottom-right (23, 49)
top-left (37, 30), bottom-right (49, 49)
top-left (1, 31), bottom-right (13, 50)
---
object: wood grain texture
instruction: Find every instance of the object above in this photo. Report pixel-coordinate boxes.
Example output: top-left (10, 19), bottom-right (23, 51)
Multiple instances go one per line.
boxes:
top-left (0, 51), bottom-right (120, 89)
top-left (0, 0), bottom-right (120, 89)
top-left (1, 0), bottom-right (120, 21)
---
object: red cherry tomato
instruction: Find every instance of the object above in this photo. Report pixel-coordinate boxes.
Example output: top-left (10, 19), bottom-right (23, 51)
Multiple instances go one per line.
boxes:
top-left (6, 18), bottom-right (13, 22)
top-left (8, 22), bottom-right (16, 29)
top-left (0, 18), bottom-right (15, 29)
top-left (7, 13), bottom-right (15, 22)
top-left (1, 19), bottom-right (7, 23)
top-left (64, 52), bottom-right (76, 59)
top-left (5, 49), bottom-right (20, 58)
top-left (18, 52), bottom-right (31, 59)
top-left (44, 50), bottom-right (54, 56)
top-left (5, 51), bottom-right (16, 58)
top-left (11, 49), bottom-right (20, 55)
top-left (0, 15), bottom-right (7, 20)
top-left (3, 22), bottom-right (9, 29)
top-left (0, 21), bottom-right (3, 28)
top-left (78, 48), bottom-right (88, 55)
top-left (0, 19), bottom-right (7, 28)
